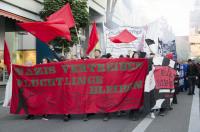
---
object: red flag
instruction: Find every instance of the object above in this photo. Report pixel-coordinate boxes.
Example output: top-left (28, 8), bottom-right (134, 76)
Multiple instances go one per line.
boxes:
top-left (4, 40), bottom-right (11, 75)
top-left (17, 21), bottom-right (71, 43)
top-left (86, 22), bottom-right (99, 55)
top-left (47, 3), bottom-right (75, 28)
top-left (17, 3), bottom-right (75, 43)
top-left (109, 29), bottom-right (137, 43)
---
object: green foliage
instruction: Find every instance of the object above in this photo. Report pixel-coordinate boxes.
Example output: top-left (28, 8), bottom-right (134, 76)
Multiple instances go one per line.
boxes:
top-left (39, 0), bottom-right (89, 52)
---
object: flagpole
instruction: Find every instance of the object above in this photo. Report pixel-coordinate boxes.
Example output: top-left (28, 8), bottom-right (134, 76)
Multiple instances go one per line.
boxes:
top-left (147, 44), bottom-right (154, 53)
top-left (75, 25), bottom-right (81, 45)
top-left (74, 25), bottom-right (81, 58)
top-left (62, 43), bottom-right (65, 56)
top-left (143, 25), bottom-right (155, 54)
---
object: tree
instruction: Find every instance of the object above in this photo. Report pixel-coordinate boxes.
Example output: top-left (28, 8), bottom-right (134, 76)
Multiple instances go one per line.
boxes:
top-left (39, 0), bottom-right (89, 53)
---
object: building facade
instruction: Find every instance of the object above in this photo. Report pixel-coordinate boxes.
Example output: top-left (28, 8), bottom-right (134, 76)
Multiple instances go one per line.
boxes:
top-left (189, 0), bottom-right (200, 58)
top-left (84, 0), bottom-right (107, 56)
top-left (0, 0), bottom-right (43, 84)
top-left (86, 0), bottom-right (120, 56)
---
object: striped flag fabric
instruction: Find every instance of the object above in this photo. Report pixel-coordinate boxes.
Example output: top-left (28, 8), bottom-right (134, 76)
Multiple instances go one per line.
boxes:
top-left (144, 56), bottom-right (176, 113)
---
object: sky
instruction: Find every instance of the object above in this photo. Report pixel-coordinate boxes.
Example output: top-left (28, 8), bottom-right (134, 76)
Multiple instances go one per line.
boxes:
top-left (115, 0), bottom-right (196, 36)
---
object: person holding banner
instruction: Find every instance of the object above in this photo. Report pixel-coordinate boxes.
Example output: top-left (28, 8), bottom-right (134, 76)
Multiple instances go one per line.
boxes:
top-left (25, 61), bottom-right (35, 120)
top-left (129, 51), bottom-right (140, 121)
top-left (131, 51), bottom-right (139, 58)
top-left (41, 58), bottom-right (50, 64)
top-left (41, 58), bottom-right (50, 120)
top-left (103, 53), bottom-right (113, 121)
top-left (83, 49), bottom-right (102, 121)
top-left (119, 55), bottom-right (124, 58)
top-left (94, 49), bottom-right (101, 59)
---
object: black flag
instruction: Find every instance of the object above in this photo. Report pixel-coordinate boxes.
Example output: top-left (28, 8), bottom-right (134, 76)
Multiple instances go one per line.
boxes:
top-left (145, 39), bottom-right (155, 46)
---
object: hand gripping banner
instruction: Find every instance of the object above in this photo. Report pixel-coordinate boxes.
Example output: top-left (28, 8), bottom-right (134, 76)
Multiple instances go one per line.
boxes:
top-left (10, 58), bottom-right (148, 115)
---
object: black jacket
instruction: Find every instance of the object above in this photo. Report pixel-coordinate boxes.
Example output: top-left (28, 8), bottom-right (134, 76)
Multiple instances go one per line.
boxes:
top-left (186, 64), bottom-right (198, 77)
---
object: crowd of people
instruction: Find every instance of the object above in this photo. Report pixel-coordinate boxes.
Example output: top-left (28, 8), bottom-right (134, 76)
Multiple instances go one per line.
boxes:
top-left (23, 49), bottom-right (200, 122)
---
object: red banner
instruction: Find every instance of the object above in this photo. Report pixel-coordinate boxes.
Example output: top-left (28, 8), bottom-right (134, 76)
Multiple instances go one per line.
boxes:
top-left (10, 58), bottom-right (148, 115)
top-left (154, 66), bottom-right (176, 89)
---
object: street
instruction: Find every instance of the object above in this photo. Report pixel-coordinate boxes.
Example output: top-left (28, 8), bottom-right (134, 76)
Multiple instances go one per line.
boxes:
top-left (0, 87), bottom-right (199, 132)
top-left (0, 0), bottom-right (200, 132)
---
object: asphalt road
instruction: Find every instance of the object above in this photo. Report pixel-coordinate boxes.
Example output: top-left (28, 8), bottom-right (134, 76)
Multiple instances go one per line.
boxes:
top-left (0, 88), bottom-right (199, 132)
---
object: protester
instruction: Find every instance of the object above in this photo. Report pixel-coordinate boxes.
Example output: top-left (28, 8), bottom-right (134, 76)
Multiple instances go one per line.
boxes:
top-left (41, 58), bottom-right (50, 120)
top-left (0, 67), bottom-right (3, 81)
top-left (41, 57), bottom-right (71, 121)
top-left (60, 56), bottom-right (66, 61)
top-left (52, 58), bottom-right (58, 62)
top-left (132, 51), bottom-right (139, 58)
top-left (26, 113), bottom-right (35, 120)
top-left (59, 56), bottom-right (71, 121)
top-left (25, 61), bottom-right (35, 120)
top-left (116, 52), bottom-right (127, 117)
top-left (119, 55), bottom-right (124, 58)
top-left (101, 55), bottom-right (107, 58)
top-left (144, 53), bottom-right (156, 119)
top-left (173, 64), bottom-right (180, 104)
top-left (103, 53), bottom-right (113, 121)
top-left (168, 56), bottom-right (179, 104)
top-left (81, 56), bottom-right (90, 60)
top-left (157, 55), bottom-right (176, 116)
top-left (139, 51), bottom-right (146, 58)
top-left (106, 53), bottom-right (112, 59)
top-left (186, 59), bottom-right (198, 95)
top-left (183, 63), bottom-right (189, 91)
top-left (196, 63), bottom-right (200, 88)
top-left (95, 52), bottom-right (111, 121)
top-left (129, 51), bottom-right (140, 121)
top-left (63, 114), bottom-right (71, 122)
top-left (179, 63), bottom-right (186, 92)
top-left (85, 56), bottom-right (90, 60)
top-left (83, 50), bottom-right (102, 121)
top-left (94, 49), bottom-right (101, 59)
top-left (41, 57), bottom-right (50, 64)
top-left (38, 58), bottom-right (50, 120)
